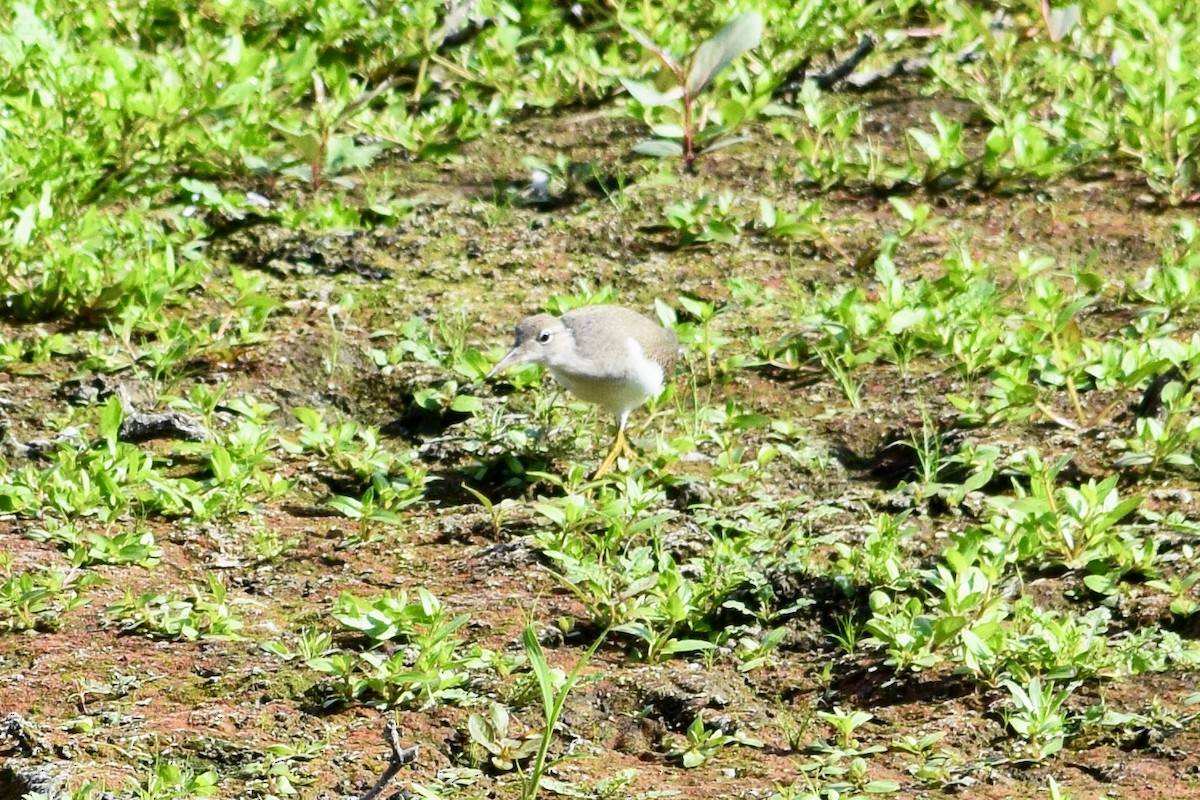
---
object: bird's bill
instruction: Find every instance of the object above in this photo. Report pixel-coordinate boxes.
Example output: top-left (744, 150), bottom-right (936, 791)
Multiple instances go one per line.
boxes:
top-left (487, 347), bottom-right (527, 379)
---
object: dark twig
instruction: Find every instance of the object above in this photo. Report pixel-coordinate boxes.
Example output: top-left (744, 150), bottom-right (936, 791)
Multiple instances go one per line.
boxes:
top-left (843, 53), bottom-right (934, 91)
top-left (774, 24), bottom-right (994, 98)
top-left (359, 720), bottom-right (419, 800)
top-left (119, 410), bottom-right (211, 444)
top-left (773, 35), bottom-right (875, 97)
top-left (842, 38), bottom-right (984, 92)
top-left (812, 35), bottom-right (876, 89)
top-left (771, 54), bottom-right (811, 97)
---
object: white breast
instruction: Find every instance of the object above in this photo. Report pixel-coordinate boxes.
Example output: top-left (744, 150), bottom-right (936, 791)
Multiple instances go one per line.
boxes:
top-left (546, 336), bottom-right (664, 419)
top-left (625, 337), bottom-right (665, 397)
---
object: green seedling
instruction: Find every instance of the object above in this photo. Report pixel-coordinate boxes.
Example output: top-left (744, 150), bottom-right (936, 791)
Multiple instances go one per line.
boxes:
top-left (521, 623), bottom-right (609, 800)
top-left (271, 71), bottom-right (386, 190)
top-left (1000, 678), bottom-right (1075, 761)
top-left (305, 589), bottom-right (493, 711)
top-left (667, 712), bottom-right (763, 768)
top-left (622, 11), bottom-right (763, 171)
top-left (0, 556), bottom-right (96, 633)
top-left (468, 702), bottom-right (540, 772)
top-left (106, 574), bottom-right (246, 641)
top-left (1147, 570), bottom-right (1200, 617)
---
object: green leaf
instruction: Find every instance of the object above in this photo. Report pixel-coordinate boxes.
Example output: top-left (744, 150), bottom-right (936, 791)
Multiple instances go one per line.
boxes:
top-left (685, 12), bottom-right (763, 97)
top-left (677, 295), bottom-right (711, 318)
top-left (1047, 4), bottom-right (1081, 41)
top-left (1083, 573), bottom-right (1118, 595)
top-left (467, 713), bottom-right (493, 748)
top-left (620, 77), bottom-right (682, 107)
top-left (622, 24), bottom-right (684, 77)
top-left (523, 625), bottom-right (556, 725)
top-left (613, 621), bottom-right (652, 641)
top-left (537, 776), bottom-right (586, 797)
top-left (649, 122), bottom-right (686, 139)
top-left (99, 395), bottom-right (124, 443)
top-left (931, 615), bottom-right (967, 645)
top-left (633, 139), bottom-right (684, 158)
top-left (660, 638), bottom-right (717, 655)
top-left (718, 97), bottom-right (747, 128)
top-left (887, 307), bottom-right (926, 334)
top-left (450, 394), bottom-right (483, 414)
top-left (909, 128), bottom-right (941, 160)
top-left (619, 574), bottom-right (660, 599)
top-left (259, 640), bottom-right (291, 658)
top-left (327, 495), bottom-right (363, 519)
top-left (888, 196), bottom-right (917, 221)
top-left (865, 779), bottom-right (902, 793)
top-left (13, 203), bottom-right (37, 248)
top-left (730, 413), bottom-right (771, 430)
top-left (962, 467), bottom-right (993, 493)
top-left (270, 123), bottom-right (323, 164)
top-left (698, 135), bottom-right (749, 154)
top-left (325, 135), bottom-right (386, 174)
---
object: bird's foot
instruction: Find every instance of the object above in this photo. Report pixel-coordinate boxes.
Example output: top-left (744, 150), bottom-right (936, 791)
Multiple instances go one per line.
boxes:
top-left (592, 430), bottom-right (632, 480)
top-left (619, 434), bottom-right (636, 460)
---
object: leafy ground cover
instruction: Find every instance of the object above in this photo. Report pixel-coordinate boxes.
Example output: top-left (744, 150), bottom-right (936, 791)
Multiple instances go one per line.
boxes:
top-left (2, 1), bottom-right (1200, 799)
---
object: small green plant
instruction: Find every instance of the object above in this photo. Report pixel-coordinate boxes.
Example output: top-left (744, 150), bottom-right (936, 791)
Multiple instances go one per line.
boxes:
top-left (326, 482), bottom-right (407, 544)
top-left (240, 741), bottom-right (322, 798)
top-left (127, 761), bottom-right (219, 799)
top-left (793, 703), bottom-right (896, 797)
top-left (270, 72), bottom-right (387, 191)
top-left (828, 614), bottom-right (863, 656)
top-left (1114, 379), bottom-right (1200, 476)
top-left (1147, 569), bottom-right (1200, 618)
top-left (305, 589), bottom-right (491, 710)
top-left (467, 702), bottom-right (541, 772)
top-left (732, 625), bottom-right (786, 672)
top-left (106, 574), bottom-right (246, 641)
top-left (660, 192), bottom-right (742, 247)
top-left (462, 484), bottom-right (518, 539)
top-left (666, 711), bottom-right (762, 768)
top-left (260, 627), bottom-right (335, 663)
top-left (817, 708), bottom-right (875, 750)
top-left (520, 623), bottom-right (609, 800)
top-left (541, 541), bottom-right (723, 663)
top-left (893, 731), bottom-right (955, 786)
top-left (0, 556), bottom-right (95, 632)
top-left (622, 12), bottom-right (763, 170)
top-left (30, 521), bottom-right (162, 568)
top-left (665, 295), bottom-right (733, 382)
top-left (907, 112), bottom-right (971, 189)
top-left (756, 197), bottom-right (825, 241)
top-left (1000, 678), bottom-right (1075, 761)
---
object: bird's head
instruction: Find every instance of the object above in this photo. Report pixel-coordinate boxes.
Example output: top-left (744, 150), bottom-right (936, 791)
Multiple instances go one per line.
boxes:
top-left (487, 313), bottom-right (573, 378)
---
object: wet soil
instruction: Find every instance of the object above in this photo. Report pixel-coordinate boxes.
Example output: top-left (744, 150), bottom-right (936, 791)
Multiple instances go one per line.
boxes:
top-left (2, 81), bottom-right (1199, 800)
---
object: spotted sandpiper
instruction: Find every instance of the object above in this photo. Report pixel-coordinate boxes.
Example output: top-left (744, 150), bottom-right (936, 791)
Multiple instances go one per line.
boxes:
top-left (488, 304), bottom-right (679, 478)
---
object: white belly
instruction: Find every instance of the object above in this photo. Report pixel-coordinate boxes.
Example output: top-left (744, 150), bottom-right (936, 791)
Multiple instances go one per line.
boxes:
top-left (548, 338), bottom-right (664, 418)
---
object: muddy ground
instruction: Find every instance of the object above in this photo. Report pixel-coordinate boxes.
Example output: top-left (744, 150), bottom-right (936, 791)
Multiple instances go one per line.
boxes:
top-left (2, 79), bottom-right (1199, 799)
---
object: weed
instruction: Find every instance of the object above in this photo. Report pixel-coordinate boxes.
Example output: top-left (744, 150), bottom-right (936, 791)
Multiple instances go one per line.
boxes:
top-left (622, 12), bottom-right (763, 171)
top-left (107, 574), bottom-right (246, 641)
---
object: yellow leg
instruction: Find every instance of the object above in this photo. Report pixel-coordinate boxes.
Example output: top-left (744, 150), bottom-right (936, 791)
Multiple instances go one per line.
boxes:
top-left (592, 427), bottom-right (628, 480)
top-left (619, 428), bottom-right (636, 459)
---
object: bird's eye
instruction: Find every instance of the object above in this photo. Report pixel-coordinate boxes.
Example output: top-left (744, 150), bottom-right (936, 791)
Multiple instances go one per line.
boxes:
top-left (536, 330), bottom-right (553, 344)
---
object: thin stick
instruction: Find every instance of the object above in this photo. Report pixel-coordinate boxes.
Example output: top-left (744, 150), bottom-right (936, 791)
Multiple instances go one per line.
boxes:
top-left (773, 35), bottom-right (875, 97)
top-left (360, 720), bottom-right (419, 800)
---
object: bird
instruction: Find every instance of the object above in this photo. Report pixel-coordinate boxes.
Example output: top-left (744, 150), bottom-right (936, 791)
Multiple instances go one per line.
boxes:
top-left (488, 304), bottom-right (679, 478)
